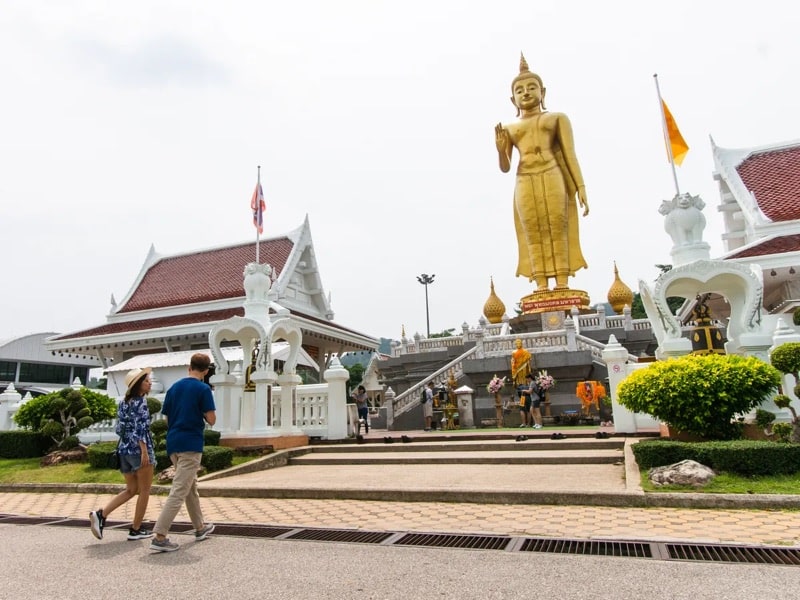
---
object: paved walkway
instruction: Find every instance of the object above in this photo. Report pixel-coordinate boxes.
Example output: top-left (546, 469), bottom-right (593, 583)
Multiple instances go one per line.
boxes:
top-left (2, 428), bottom-right (800, 547)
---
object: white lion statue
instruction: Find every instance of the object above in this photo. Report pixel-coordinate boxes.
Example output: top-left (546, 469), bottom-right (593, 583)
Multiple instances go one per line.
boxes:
top-left (658, 193), bottom-right (707, 247)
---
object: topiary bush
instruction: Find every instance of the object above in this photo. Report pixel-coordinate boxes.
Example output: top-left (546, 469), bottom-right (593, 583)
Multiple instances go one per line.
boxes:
top-left (618, 354), bottom-right (781, 440)
top-left (14, 387), bottom-right (117, 448)
top-left (146, 397), bottom-right (162, 416)
top-left (150, 419), bottom-right (168, 451)
top-left (771, 342), bottom-right (800, 379)
top-left (0, 431), bottom-right (51, 458)
top-left (793, 307), bottom-right (800, 327)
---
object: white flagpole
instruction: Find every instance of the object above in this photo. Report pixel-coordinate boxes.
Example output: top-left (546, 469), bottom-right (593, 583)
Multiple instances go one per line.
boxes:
top-left (653, 74), bottom-right (681, 196)
top-left (255, 165), bottom-right (261, 264)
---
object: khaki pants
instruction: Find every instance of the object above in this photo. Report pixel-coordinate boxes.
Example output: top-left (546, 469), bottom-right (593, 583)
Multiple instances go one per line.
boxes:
top-left (154, 452), bottom-right (205, 536)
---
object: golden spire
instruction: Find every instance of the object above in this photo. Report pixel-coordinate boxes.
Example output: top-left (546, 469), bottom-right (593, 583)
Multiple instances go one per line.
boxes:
top-left (401, 324), bottom-right (406, 338)
top-left (483, 277), bottom-right (506, 324)
top-left (607, 262), bottom-right (633, 314)
top-left (519, 52), bottom-right (529, 74)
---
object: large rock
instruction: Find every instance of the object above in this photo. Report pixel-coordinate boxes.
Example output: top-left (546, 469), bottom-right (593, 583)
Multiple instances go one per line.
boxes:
top-left (40, 448), bottom-right (88, 467)
top-left (157, 464), bottom-right (206, 483)
top-left (648, 459), bottom-right (716, 487)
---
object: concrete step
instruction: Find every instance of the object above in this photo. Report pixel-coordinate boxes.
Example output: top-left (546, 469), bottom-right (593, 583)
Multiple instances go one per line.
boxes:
top-left (307, 437), bottom-right (624, 454)
top-left (289, 448), bottom-right (624, 465)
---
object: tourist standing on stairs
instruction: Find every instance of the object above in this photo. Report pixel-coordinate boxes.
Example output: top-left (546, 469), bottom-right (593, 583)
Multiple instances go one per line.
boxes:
top-left (527, 373), bottom-right (543, 429)
top-left (149, 353), bottom-right (217, 553)
top-left (423, 381), bottom-right (434, 431)
top-left (352, 385), bottom-right (370, 434)
top-left (90, 367), bottom-right (156, 541)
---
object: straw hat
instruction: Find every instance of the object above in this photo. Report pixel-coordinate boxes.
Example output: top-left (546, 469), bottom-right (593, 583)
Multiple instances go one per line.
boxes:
top-left (124, 367), bottom-right (152, 394)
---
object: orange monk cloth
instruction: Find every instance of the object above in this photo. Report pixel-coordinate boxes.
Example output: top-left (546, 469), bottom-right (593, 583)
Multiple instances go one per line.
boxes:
top-left (661, 99), bottom-right (689, 166)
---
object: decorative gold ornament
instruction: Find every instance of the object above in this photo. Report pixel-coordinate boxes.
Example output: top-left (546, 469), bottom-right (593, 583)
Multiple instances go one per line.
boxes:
top-left (483, 277), bottom-right (506, 324)
top-left (607, 262), bottom-right (633, 314)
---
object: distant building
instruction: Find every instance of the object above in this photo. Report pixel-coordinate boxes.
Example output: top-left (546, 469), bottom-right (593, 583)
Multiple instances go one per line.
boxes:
top-left (0, 332), bottom-right (101, 396)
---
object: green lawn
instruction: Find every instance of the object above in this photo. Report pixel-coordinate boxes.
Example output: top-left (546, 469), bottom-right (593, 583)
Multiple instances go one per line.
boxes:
top-left (640, 470), bottom-right (800, 494)
top-left (0, 455), bottom-right (257, 485)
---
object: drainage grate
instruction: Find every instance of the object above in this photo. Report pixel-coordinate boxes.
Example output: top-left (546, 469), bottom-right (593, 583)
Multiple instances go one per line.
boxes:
top-left (521, 537), bottom-right (652, 558)
top-left (665, 543), bottom-right (800, 566)
top-left (2, 515), bottom-right (797, 566)
top-left (394, 532), bottom-right (511, 551)
top-left (212, 524), bottom-right (295, 538)
top-left (286, 528), bottom-right (395, 544)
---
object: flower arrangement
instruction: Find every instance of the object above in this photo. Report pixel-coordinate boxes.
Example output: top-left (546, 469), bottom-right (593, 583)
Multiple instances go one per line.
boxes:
top-left (535, 370), bottom-right (556, 390)
top-left (486, 374), bottom-right (506, 394)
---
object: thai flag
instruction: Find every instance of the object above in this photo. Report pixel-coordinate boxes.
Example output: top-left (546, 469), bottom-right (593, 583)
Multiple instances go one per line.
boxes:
top-left (251, 180), bottom-right (265, 234)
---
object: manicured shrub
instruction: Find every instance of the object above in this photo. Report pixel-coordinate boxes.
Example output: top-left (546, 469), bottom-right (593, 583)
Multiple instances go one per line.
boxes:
top-left (0, 431), bottom-right (51, 458)
top-left (202, 446), bottom-right (233, 472)
top-left (146, 397), bottom-right (162, 416)
top-left (150, 419), bottom-right (168, 451)
top-left (155, 450), bottom-right (171, 472)
top-left (793, 307), bottom-right (800, 327)
top-left (203, 429), bottom-right (221, 446)
top-left (617, 354), bottom-right (781, 440)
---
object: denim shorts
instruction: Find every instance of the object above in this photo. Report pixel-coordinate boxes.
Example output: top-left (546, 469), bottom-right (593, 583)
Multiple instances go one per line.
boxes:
top-left (119, 450), bottom-right (156, 474)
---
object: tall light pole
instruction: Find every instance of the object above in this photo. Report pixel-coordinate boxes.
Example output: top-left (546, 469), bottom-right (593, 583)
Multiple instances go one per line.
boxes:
top-left (416, 273), bottom-right (435, 337)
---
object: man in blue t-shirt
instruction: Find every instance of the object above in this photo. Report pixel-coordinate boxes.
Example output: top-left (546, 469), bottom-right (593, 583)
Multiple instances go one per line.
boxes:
top-left (150, 353), bottom-right (217, 552)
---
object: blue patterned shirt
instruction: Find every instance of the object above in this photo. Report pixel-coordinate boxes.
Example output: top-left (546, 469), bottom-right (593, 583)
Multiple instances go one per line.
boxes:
top-left (115, 396), bottom-right (153, 455)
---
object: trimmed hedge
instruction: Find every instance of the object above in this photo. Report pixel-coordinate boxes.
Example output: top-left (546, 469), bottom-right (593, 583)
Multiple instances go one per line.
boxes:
top-left (202, 446), bottom-right (233, 472)
top-left (88, 442), bottom-right (232, 472)
top-left (0, 430), bottom-right (51, 458)
top-left (632, 439), bottom-right (800, 476)
top-left (86, 441), bottom-right (120, 469)
top-left (203, 429), bottom-right (221, 446)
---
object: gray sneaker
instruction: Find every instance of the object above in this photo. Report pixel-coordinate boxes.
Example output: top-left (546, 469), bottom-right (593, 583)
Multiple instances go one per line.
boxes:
top-left (149, 537), bottom-right (179, 552)
top-left (195, 523), bottom-right (215, 540)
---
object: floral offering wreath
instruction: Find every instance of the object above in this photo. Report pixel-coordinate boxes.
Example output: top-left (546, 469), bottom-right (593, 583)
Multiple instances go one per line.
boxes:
top-left (486, 374), bottom-right (506, 394)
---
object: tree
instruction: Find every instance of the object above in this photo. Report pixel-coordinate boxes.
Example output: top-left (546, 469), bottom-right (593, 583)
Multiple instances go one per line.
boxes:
top-left (617, 354), bottom-right (781, 440)
top-left (429, 328), bottom-right (456, 339)
top-left (344, 363), bottom-right (365, 391)
top-left (14, 387), bottom-right (117, 448)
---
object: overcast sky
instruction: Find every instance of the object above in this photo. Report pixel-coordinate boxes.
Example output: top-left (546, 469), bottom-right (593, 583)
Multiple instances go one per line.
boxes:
top-left (1, 0), bottom-right (797, 343)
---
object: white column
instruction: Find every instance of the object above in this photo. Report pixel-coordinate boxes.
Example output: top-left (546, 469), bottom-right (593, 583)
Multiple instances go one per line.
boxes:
top-left (209, 374), bottom-right (236, 434)
top-left (0, 383), bottom-right (22, 431)
top-left (603, 335), bottom-right (638, 433)
top-left (455, 386), bottom-right (475, 428)
top-left (251, 370), bottom-right (277, 433)
top-left (276, 373), bottom-right (303, 434)
top-left (324, 357), bottom-right (350, 440)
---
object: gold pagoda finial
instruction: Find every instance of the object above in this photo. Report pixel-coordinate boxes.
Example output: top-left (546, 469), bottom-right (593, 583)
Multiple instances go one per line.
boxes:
top-left (607, 261), bottom-right (633, 315)
top-left (401, 324), bottom-right (406, 338)
top-left (483, 276), bottom-right (506, 324)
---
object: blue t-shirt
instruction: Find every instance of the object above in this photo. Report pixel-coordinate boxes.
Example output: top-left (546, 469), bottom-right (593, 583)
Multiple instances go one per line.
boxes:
top-left (162, 377), bottom-right (216, 454)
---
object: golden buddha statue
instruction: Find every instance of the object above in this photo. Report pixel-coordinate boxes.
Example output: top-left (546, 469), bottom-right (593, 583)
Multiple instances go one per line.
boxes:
top-left (495, 54), bottom-right (589, 293)
top-left (510, 338), bottom-right (532, 386)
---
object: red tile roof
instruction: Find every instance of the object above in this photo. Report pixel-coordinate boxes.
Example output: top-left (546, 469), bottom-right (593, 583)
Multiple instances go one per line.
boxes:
top-left (726, 234), bottom-right (800, 259)
top-left (119, 238), bottom-right (293, 313)
top-left (736, 146), bottom-right (800, 222)
top-left (50, 308), bottom-right (244, 341)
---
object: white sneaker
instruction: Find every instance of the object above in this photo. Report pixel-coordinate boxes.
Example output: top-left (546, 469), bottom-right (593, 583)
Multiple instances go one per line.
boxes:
top-left (533, 424), bottom-right (543, 429)
top-left (519, 424), bottom-right (527, 428)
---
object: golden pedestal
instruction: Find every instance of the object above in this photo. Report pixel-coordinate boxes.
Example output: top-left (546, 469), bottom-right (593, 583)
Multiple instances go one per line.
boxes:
top-left (520, 288), bottom-right (590, 314)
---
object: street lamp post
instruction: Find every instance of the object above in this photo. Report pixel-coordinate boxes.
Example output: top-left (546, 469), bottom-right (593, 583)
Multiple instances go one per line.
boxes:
top-left (416, 273), bottom-right (435, 337)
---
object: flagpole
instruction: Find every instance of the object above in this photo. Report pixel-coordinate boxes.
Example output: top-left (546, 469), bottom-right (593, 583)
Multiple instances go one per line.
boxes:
top-left (653, 73), bottom-right (681, 196)
top-left (255, 165), bottom-right (261, 264)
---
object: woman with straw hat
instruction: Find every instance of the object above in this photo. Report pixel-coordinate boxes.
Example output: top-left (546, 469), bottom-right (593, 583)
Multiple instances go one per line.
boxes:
top-left (89, 367), bottom-right (156, 541)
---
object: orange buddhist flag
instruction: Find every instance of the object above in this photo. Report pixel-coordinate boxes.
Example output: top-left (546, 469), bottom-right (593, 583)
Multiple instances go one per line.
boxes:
top-left (661, 99), bottom-right (689, 166)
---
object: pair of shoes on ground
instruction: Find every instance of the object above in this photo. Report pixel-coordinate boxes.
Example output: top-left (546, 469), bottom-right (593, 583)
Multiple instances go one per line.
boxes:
top-left (89, 509), bottom-right (106, 540)
top-left (550, 432), bottom-right (567, 440)
top-left (515, 434), bottom-right (528, 442)
top-left (595, 431), bottom-right (611, 439)
top-left (401, 435), bottom-right (412, 443)
top-left (383, 436), bottom-right (395, 443)
top-left (149, 523), bottom-right (215, 553)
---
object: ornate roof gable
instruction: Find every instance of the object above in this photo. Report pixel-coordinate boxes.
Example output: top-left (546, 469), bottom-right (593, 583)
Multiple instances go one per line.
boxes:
top-left (713, 138), bottom-right (800, 226)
